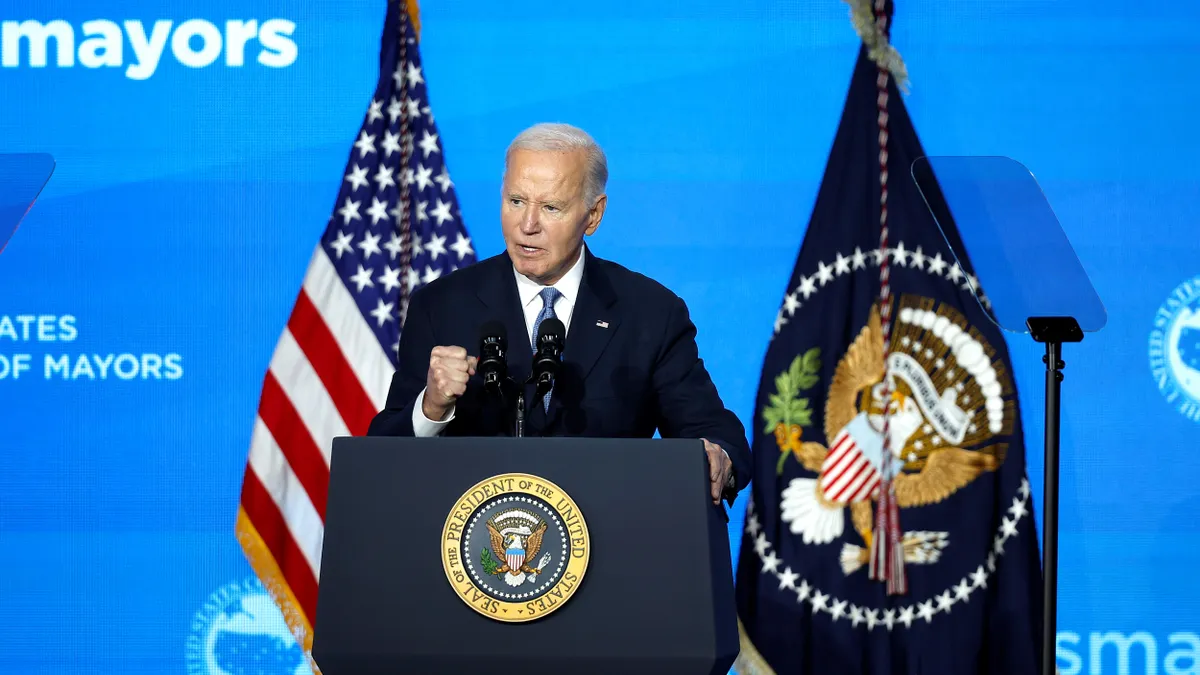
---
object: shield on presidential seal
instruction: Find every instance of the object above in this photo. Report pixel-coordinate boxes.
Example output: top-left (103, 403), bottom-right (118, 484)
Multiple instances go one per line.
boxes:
top-left (506, 546), bottom-right (525, 572)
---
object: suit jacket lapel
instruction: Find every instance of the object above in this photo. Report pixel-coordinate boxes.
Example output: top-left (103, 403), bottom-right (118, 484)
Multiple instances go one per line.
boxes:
top-left (544, 247), bottom-right (621, 429)
top-left (566, 250), bottom-right (620, 381)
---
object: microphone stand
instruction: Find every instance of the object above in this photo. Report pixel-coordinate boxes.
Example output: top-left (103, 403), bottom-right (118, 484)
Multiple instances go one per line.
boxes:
top-left (519, 326), bottom-right (563, 438)
top-left (515, 375), bottom-right (553, 439)
top-left (515, 388), bottom-right (525, 438)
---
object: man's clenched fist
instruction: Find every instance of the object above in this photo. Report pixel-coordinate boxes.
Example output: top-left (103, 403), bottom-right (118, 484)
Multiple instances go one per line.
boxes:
top-left (423, 346), bottom-right (477, 421)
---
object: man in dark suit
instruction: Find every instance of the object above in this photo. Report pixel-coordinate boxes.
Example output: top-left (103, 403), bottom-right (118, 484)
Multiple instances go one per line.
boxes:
top-left (367, 122), bottom-right (750, 505)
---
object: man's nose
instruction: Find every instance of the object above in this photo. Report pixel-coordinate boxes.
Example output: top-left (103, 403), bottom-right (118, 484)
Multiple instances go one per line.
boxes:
top-left (519, 209), bottom-right (540, 233)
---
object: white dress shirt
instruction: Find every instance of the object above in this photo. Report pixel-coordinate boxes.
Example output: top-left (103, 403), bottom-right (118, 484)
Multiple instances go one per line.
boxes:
top-left (411, 247), bottom-right (586, 436)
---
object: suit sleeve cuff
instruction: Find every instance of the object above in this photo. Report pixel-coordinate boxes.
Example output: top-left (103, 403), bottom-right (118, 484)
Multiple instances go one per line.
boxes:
top-left (411, 387), bottom-right (454, 437)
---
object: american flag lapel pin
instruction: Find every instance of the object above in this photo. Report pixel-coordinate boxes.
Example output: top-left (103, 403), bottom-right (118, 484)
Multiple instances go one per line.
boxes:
top-left (596, 320), bottom-right (609, 328)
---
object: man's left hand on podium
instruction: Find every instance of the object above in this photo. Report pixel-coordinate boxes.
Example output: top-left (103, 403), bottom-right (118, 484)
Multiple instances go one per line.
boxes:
top-left (701, 438), bottom-right (733, 505)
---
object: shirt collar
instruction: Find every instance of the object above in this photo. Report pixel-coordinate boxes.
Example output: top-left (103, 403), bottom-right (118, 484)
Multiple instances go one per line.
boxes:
top-left (513, 245), bottom-right (586, 309)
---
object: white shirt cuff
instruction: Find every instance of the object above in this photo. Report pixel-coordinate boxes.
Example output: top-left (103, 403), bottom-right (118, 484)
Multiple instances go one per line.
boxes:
top-left (411, 387), bottom-right (454, 437)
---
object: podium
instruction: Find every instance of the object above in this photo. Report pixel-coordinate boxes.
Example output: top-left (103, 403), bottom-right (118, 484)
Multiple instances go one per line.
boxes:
top-left (311, 436), bottom-right (739, 675)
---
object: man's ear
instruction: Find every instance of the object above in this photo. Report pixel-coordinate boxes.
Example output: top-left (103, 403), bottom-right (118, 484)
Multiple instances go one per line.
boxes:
top-left (584, 194), bottom-right (607, 236)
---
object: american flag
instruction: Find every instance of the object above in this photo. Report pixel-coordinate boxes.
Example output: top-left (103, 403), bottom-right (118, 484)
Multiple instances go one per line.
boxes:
top-left (234, 0), bottom-right (474, 665)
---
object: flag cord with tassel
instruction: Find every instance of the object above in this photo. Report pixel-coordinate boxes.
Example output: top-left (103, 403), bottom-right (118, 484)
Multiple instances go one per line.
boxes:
top-left (861, 0), bottom-right (908, 596)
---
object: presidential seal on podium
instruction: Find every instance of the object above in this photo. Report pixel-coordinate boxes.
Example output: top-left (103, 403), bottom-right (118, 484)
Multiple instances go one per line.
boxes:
top-left (441, 473), bottom-right (590, 622)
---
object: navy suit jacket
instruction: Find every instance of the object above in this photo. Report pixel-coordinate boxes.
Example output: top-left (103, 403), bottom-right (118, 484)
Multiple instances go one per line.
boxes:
top-left (366, 247), bottom-right (751, 501)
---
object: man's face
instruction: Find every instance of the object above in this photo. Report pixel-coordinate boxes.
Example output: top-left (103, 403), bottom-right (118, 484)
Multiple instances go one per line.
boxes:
top-left (501, 147), bottom-right (606, 285)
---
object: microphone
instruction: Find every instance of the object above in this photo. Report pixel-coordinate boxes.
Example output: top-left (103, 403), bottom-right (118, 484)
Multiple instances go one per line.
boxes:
top-left (478, 319), bottom-right (508, 393)
top-left (531, 317), bottom-right (565, 395)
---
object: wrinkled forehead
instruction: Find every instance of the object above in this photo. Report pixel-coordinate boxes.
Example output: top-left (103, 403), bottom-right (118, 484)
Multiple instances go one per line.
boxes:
top-left (502, 149), bottom-right (587, 199)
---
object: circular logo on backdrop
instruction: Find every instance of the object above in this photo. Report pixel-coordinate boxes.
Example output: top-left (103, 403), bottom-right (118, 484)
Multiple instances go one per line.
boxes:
top-left (1149, 274), bottom-right (1200, 423)
top-left (441, 473), bottom-right (589, 622)
top-left (186, 576), bottom-right (308, 675)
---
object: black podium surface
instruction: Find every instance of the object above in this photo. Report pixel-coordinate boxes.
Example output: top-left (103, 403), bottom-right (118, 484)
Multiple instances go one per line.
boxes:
top-left (311, 436), bottom-right (738, 675)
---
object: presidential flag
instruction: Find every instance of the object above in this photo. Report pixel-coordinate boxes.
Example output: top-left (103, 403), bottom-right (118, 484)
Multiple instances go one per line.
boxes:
top-left (234, 0), bottom-right (475, 668)
top-left (733, 2), bottom-right (1043, 673)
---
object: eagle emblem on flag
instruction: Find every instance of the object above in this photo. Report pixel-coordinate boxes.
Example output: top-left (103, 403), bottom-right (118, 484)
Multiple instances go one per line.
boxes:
top-left (769, 297), bottom-right (1014, 576)
top-left (736, 6), bottom-right (1044, 669)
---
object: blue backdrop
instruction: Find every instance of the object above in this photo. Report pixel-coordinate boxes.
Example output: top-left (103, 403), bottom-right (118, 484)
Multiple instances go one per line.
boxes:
top-left (1, 1), bottom-right (1198, 673)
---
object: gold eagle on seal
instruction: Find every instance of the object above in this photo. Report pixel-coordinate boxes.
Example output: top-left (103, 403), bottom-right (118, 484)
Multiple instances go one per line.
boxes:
top-left (486, 517), bottom-right (548, 581)
top-left (769, 298), bottom-right (1014, 574)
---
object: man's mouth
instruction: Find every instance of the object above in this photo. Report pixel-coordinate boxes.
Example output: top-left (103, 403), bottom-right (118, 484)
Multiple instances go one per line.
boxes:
top-left (519, 245), bottom-right (542, 254)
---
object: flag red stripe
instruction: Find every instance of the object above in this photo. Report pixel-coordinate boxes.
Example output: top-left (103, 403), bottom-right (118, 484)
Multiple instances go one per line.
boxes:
top-left (823, 454), bottom-right (860, 496)
top-left (862, 474), bottom-right (881, 499)
top-left (830, 458), bottom-right (872, 502)
top-left (839, 461), bottom-right (877, 502)
top-left (822, 437), bottom-right (860, 488)
top-left (830, 432), bottom-right (852, 459)
top-left (240, 468), bottom-right (320, 621)
top-left (828, 457), bottom-right (866, 501)
top-left (840, 468), bottom-right (876, 503)
top-left (824, 433), bottom-right (853, 470)
top-left (257, 374), bottom-right (331, 519)
top-left (289, 290), bottom-right (378, 435)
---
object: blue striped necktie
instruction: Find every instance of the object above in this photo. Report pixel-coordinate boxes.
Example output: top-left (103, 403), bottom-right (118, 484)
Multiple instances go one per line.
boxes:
top-left (531, 287), bottom-right (561, 411)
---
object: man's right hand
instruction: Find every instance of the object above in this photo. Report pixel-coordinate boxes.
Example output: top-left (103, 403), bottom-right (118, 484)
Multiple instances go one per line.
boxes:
top-left (423, 346), bottom-right (477, 421)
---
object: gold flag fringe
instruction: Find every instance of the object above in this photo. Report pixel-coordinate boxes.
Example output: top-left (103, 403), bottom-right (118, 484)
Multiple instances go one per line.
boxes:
top-left (236, 507), bottom-right (322, 675)
top-left (406, 0), bottom-right (421, 40)
top-left (843, 0), bottom-right (910, 93)
top-left (732, 618), bottom-right (779, 675)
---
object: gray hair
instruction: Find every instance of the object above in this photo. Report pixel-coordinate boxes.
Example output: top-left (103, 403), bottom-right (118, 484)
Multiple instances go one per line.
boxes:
top-left (505, 123), bottom-right (608, 206)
